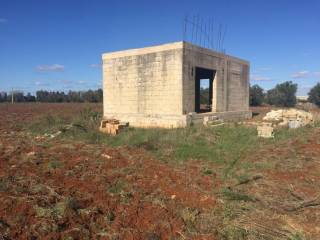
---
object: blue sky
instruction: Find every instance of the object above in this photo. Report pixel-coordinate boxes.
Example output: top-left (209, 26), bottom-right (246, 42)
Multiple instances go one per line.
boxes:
top-left (0, 0), bottom-right (319, 95)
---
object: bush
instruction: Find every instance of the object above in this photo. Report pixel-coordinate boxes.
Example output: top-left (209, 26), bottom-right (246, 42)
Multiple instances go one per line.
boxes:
top-left (308, 83), bottom-right (320, 107)
top-left (266, 81), bottom-right (297, 107)
top-left (250, 84), bottom-right (265, 106)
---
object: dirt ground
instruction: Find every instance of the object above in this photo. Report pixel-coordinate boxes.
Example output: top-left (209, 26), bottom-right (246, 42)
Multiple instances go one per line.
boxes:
top-left (0, 103), bottom-right (320, 240)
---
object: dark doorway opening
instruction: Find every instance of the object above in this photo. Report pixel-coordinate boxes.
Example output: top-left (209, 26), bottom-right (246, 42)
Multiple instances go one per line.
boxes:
top-left (195, 67), bottom-right (215, 113)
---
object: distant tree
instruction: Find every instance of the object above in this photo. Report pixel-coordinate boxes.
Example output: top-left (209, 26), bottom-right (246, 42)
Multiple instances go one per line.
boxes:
top-left (25, 93), bottom-right (36, 102)
top-left (68, 90), bottom-right (83, 102)
top-left (54, 91), bottom-right (66, 102)
top-left (199, 87), bottom-right (209, 105)
top-left (96, 88), bottom-right (103, 102)
top-left (266, 81), bottom-right (297, 107)
top-left (308, 83), bottom-right (320, 107)
top-left (36, 90), bottom-right (49, 102)
top-left (250, 84), bottom-right (265, 106)
top-left (0, 89), bottom-right (104, 103)
top-left (0, 92), bottom-right (7, 102)
top-left (82, 89), bottom-right (103, 102)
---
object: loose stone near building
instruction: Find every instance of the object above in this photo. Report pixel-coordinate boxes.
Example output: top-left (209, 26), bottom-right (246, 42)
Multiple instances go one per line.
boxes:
top-left (102, 41), bottom-right (251, 128)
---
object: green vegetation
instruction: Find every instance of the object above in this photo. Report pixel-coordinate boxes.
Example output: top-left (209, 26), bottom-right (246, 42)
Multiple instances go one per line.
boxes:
top-left (289, 233), bottom-right (306, 240)
top-left (0, 178), bottom-right (9, 192)
top-left (107, 179), bottom-right (127, 195)
top-left (202, 166), bottom-right (214, 175)
top-left (250, 84), bottom-right (265, 106)
top-left (272, 123), bottom-right (316, 146)
top-left (200, 87), bottom-right (210, 105)
top-left (47, 159), bottom-right (62, 170)
top-left (0, 89), bottom-right (103, 103)
top-left (34, 197), bottom-right (80, 219)
top-left (249, 81), bottom-right (312, 107)
top-left (289, 233), bottom-right (305, 240)
top-left (249, 81), bottom-right (320, 109)
top-left (266, 81), bottom-right (297, 107)
top-left (221, 188), bottom-right (256, 202)
top-left (27, 107), bottom-right (317, 178)
top-left (28, 111), bottom-right (259, 167)
top-left (180, 208), bottom-right (199, 232)
top-left (308, 82), bottom-right (320, 107)
top-left (235, 173), bottom-right (251, 185)
top-left (218, 226), bottom-right (248, 240)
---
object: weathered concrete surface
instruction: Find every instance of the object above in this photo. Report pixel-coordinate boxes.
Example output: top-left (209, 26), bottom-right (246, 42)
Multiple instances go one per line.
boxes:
top-left (182, 42), bottom-right (250, 114)
top-left (102, 41), bottom-right (251, 128)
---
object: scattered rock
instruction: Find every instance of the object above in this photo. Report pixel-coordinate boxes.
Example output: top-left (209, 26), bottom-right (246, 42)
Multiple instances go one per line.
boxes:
top-left (101, 153), bottom-right (112, 159)
top-left (35, 135), bottom-right (46, 141)
top-left (257, 109), bottom-right (314, 137)
top-left (203, 116), bottom-right (224, 127)
top-left (27, 151), bottom-right (35, 156)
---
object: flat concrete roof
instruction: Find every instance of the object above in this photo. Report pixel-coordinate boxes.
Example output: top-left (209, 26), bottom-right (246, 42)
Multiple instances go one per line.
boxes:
top-left (102, 41), bottom-right (184, 59)
top-left (102, 41), bottom-right (249, 65)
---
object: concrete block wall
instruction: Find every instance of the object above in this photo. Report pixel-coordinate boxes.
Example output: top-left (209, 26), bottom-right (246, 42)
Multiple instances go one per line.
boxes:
top-left (227, 62), bottom-right (250, 111)
top-left (182, 42), bottom-right (250, 114)
top-left (103, 42), bottom-right (184, 124)
top-left (182, 43), bottom-right (224, 113)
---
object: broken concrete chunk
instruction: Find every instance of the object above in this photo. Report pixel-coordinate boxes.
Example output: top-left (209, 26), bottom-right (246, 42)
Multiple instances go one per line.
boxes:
top-left (203, 116), bottom-right (224, 127)
top-left (288, 119), bottom-right (301, 129)
top-left (99, 119), bottom-right (129, 135)
top-left (257, 123), bottom-right (274, 138)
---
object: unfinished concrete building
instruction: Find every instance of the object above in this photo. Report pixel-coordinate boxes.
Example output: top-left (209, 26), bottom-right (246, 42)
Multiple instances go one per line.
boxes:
top-left (102, 41), bottom-right (251, 128)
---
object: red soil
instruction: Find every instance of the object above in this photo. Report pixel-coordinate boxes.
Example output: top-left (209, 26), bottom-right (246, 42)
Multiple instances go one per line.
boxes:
top-left (0, 103), bottom-right (218, 240)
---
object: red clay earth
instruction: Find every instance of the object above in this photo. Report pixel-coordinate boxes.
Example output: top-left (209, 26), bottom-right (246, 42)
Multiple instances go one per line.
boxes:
top-left (0, 103), bottom-right (320, 239)
top-left (0, 103), bottom-right (218, 240)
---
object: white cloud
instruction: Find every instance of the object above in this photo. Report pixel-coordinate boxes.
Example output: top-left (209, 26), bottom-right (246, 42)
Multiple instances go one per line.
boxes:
top-left (0, 18), bottom-right (8, 23)
top-left (36, 64), bottom-right (65, 72)
top-left (89, 63), bottom-right (102, 68)
top-left (57, 80), bottom-right (88, 85)
top-left (291, 71), bottom-right (320, 79)
top-left (291, 70), bottom-right (310, 79)
top-left (250, 75), bottom-right (272, 81)
top-left (35, 81), bottom-right (50, 87)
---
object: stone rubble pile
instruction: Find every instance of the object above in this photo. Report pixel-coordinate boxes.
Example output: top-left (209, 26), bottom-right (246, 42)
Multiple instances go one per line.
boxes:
top-left (263, 109), bottom-right (313, 128)
top-left (257, 109), bottom-right (314, 138)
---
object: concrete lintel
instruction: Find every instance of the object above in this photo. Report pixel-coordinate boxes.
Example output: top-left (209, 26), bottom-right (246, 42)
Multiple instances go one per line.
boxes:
top-left (183, 41), bottom-right (249, 65)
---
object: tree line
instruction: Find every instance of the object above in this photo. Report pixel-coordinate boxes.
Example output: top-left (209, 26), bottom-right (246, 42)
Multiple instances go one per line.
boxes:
top-left (0, 89), bottom-right (103, 103)
top-left (250, 81), bottom-right (320, 107)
